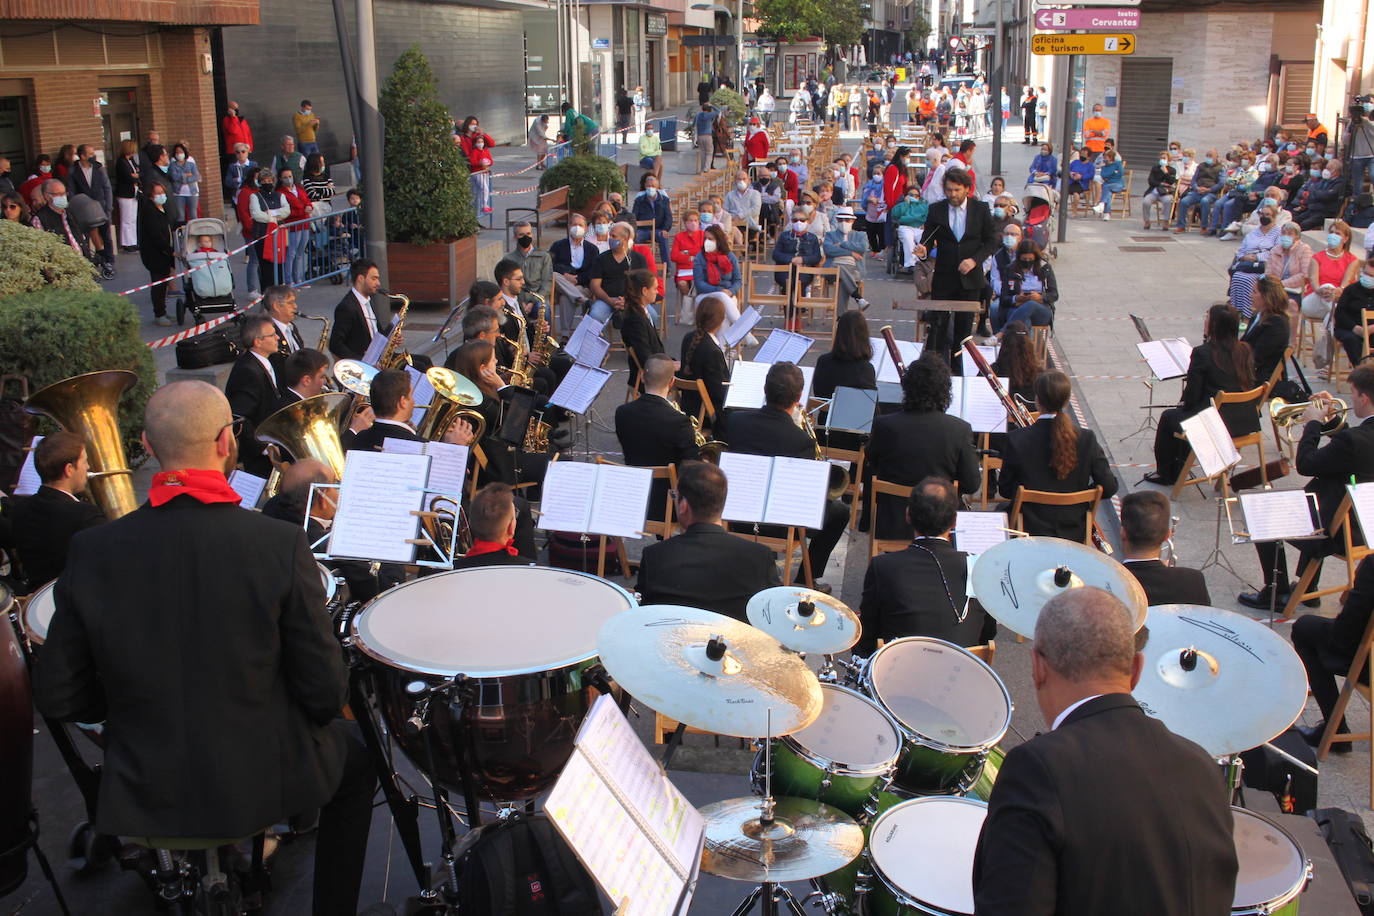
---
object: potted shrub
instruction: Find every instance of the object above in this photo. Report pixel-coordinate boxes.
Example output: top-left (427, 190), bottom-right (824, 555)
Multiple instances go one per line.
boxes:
top-left (0, 219), bottom-right (101, 297)
top-left (380, 45), bottom-right (478, 306)
top-left (538, 123), bottom-right (628, 218)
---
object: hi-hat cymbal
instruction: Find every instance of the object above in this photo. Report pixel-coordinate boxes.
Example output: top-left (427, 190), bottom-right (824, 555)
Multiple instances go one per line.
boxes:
top-left (426, 366), bottom-right (483, 406)
top-left (1134, 604), bottom-right (1307, 757)
top-left (970, 536), bottom-right (1148, 639)
top-left (746, 587), bottom-right (861, 656)
top-left (597, 605), bottom-right (823, 738)
top-left (700, 796), bottom-right (865, 883)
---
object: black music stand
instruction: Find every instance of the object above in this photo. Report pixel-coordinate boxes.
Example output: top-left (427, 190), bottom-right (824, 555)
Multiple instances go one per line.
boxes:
top-left (914, 298), bottom-right (982, 363)
top-left (1122, 314), bottom-right (1176, 443)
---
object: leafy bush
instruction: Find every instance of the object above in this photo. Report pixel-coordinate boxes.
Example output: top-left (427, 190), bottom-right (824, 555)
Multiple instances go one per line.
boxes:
top-left (0, 219), bottom-right (100, 297)
top-left (710, 88), bottom-right (747, 129)
top-left (538, 151), bottom-right (628, 211)
top-left (0, 288), bottom-right (156, 457)
top-left (380, 45), bottom-right (477, 244)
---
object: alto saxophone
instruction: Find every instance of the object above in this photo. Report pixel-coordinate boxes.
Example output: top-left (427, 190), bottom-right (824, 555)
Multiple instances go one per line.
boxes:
top-left (499, 301), bottom-right (533, 388)
top-left (377, 293), bottom-right (412, 370)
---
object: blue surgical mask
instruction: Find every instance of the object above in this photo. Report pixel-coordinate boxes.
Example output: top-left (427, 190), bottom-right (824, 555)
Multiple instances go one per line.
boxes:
top-left (1310, 168), bottom-right (1322, 178)
top-left (1327, 233), bottom-right (1343, 249)
top-left (152, 193), bottom-right (167, 206)
top-left (1321, 169), bottom-right (1333, 180)
top-left (646, 187), bottom-right (657, 197)
top-left (1280, 236), bottom-right (1294, 250)
top-left (1003, 234), bottom-right (1017, 249)
top-left (1361, 274), bottom-right (1374, 289)
top-left (610, 237), bottom-right (624, 249)
top-left (1204, 157), bottom-right (1214, 165)
top-left (700, 212), bottom-right (714, 226)
top-left (50, 194), bottom-right (67, 209)
top-left (993, 207), bottom-right (1006, 219)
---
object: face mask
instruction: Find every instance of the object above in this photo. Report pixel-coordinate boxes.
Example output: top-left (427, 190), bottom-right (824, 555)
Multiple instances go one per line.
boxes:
top-left (595, 223), bottom-right (610, 237)
top-left (801, 204), bottom-right (814, 214)
top-left (838, 222), bottom-right (851, 235)
top-left (1258, 163), bottom-right (1272, 172)
top-left (1322, 169), bottom-right (1333, 180)
top-left (175, 152), bottom-right (186, 161)
top-left (571, 225), bottom-right (586, 238)
top-left (737, 180), bottom-right (748, 191)
top-left (1159, 159), bottom-right (1168, 168)
top-left (1170, 149), bottom-right (1180, 158)
top-left (1328, 233), bottom-right (1343, 249)
top-left (1365, 103), bottom-right (1374, 113)
top-left (282, 176), bottom-right (294, 186)
top-left (700, 212), bottom-right (714, 226)
top-left (152, 193), bottom-right (167, 206)
top-left (1280, 235), bottom-right (1295, 249)
top-left (38, 165), bottom-right (50, 174)
top-left (1204, 157), bottom-right (1214, 165)
top-left (647, 187), bottom-right (658, 197)
top-left (610, 237), bottom-right (624, 250)
top-left (1261, 147), bottom-right (1272, 155)
top-left (50, 195), bottom-right (67, 209)
top-left (1311, 168), bottom-right (1322, 177)
top-left (703, 238), bottom-right (717, 253)
top-left (261, 182), bottom-right (275, 191)
top-left (516, 235), bottom-right (533, 249)
top-left (1003, 234), bottom-right (1018, 249)
top-left (993, 207), bottom-right (1006, 219)
top-left (790, 158), bottom-right (800, 165)
top-left (777, 164), bottom-right (788, 172)
top-left (302, 108), bottom-right (312, 115)
top-left (792, 221), bottom-right (807, 233)
top-left (1259, 213), bottom-right (1273, 226)
top-left (1306, 146), bottom-right (1316, 154)
top-left (1361, 274), bottom-right (1374, 290)
top-left (1284, 165), bottom-right (1295, 174)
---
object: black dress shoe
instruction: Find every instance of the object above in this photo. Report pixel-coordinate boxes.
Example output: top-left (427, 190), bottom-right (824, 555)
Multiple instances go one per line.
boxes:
top-left (1140, 471), bottom-right (1171, 485)
top-left (1298, 722), bottom-right (1351, 753)
top-left (1237, 587), bottom-right (1287, 611)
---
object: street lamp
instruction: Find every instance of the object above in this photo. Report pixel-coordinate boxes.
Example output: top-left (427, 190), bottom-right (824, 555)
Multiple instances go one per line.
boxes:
top-left (691, 1), bottom-right (744, 92)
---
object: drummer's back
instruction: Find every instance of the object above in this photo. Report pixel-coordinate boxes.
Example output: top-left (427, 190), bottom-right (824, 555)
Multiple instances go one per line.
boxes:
top-left (975, 692), bottom-right (1237, 914)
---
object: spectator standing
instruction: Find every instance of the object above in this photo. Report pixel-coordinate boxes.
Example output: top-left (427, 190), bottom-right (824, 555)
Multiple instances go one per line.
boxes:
top-left (632, 86), bottom-right (648, 137)
top-left (528, 115), bottom-right (550, 170)
top-left (460, 118), bottom-right (495, 217)
top-left (293, 100), bottom-right (321, 156)
top-left (270, 136), bottom-right (307, 186)
top-left (31, 179), bottom-right (87, 258)
top-left (52, 144), bottom-right (77, 182)
top-left (224, 144), bottom-right (256, 206)
top-left (743, 117), bottom-right (770, 167)
top-left (697, 74), bottom-right (714, 107)
top-left (2, 191), bottom-right (29, 223)
top-left (278, 167), bottom-right (312, 285)
top-left (249, 167), bottom-right (290, 293)
top-left (66, 144), bottom-right (114, 269)
top-left (1020, 88), bottom-right (1038, 143)
top-left (1083, 103), bottom-right (1111, 155)
top-left (757, 87), bottom-right (775, 127)
top-left (221, 101), bottom-right (254, 168)
top-left (138, 130), bottom-right (162, 182)
top-left (1035, 89), bottom-right (1049, 139)
top-left (615, 88), bottom-right (633, 143)
top-left (113, 140), bottom-right (140, 250)
top-left (136, 181), bottom-right (175, 325)
top-left (301, 153), bottom-right (336, 268)
top-left (168, 142), bottom-right (200, 227)
top-left (694, 103), bottom-right (718, 174)
top-left (143, 144), bottom-right (172, 201)
top-left (1350, 102), bottom-right (1374, 193)
top-left (0, 157), bottom-right (13, 196)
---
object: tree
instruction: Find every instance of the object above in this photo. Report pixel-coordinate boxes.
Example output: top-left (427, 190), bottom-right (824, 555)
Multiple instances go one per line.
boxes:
top-left (907, 8), bottom-right (932, 55)
top-left (379, 45), bottom-right (476, 244)
top-left (754, 0), bottom-right (863, 47)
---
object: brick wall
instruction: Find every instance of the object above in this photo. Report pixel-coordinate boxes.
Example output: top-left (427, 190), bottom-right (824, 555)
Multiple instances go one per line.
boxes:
top-left (0, 0), bottom-right (258, 26)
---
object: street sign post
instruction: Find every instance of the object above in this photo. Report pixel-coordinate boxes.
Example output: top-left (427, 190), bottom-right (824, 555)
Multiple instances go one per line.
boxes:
top-left (1035, 0), bottom-right (1139, 6)
top-left (1032, 33), bottom-right (1135, 55)
top-left (1034, 8), bottom-right (1140, 30)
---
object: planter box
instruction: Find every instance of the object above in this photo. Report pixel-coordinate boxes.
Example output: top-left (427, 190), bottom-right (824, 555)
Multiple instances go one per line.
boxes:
top-left (387, 236), bottom-right (477, 307)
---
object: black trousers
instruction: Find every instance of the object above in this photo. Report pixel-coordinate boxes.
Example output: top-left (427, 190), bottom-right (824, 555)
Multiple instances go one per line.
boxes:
top-left (148, 267), bottom-right (172, 317)
top-left (1290, 613), bottom-right (1369, 730)
top-left (1153, 406), bottom-right (1191, 479)
top-left (798, 498), bottom-right (850, 583)
top-left (312, 721), bottom-right (377, 916)
top-left (925, 283), bottom-right (979, 364)
top-left (1254, 539), bottom-right (1324, 593)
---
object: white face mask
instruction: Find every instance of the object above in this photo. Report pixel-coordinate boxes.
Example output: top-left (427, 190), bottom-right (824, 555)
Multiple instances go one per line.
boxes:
top-left (1321, 169), bottom-right (1333, 180)
top-left (646, 187), bottom-right (658, 197)
top-left (792, 221), bottom-right (807, 233)
top-left (703, 238), bottom-right (717, 253)
top-left (571, 224), bottom-right (586, 238)
top-left (838, 222), bottom-right (851, 235)
top-left (595, 223), bottom-right (610, 237)
top-left (737, 180), bottom-right (748, 191)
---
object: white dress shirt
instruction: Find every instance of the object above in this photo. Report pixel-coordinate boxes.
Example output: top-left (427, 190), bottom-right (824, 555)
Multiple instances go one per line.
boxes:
top-left (1052, 694), bottom-right (1104, 731)
top-left (352, 288), bottom-right (379, 337)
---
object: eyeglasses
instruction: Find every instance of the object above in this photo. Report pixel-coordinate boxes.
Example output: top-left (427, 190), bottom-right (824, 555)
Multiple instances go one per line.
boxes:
top-left (211, 417), bottom-right (245, 440)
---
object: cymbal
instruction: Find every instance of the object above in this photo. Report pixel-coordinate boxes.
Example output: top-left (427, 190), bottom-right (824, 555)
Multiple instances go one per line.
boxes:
top-left (746, 587), bottom-right (861, 656)
top-left (970, 536), bottom-right (1148, 639)
top-left (596, 605), bottom-right (823, 738)
top-left (699, 796), bottom-right (865, 883)
top-left (1134, 604), bottom-right (1307, 757)
top-left (426, 366), bottom-right (483, 406)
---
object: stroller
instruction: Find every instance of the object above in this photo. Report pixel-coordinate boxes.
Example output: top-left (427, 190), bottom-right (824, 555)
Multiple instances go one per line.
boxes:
top-left (173, 217), bottom-right (237, 325)
top-left (1022, 184), bottom-right (1057, 252)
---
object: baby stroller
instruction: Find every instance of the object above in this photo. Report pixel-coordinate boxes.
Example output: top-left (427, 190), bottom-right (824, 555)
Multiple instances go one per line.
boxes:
top-left (173, 217), bottom-right (237, 325)
top-left (1022, 184), bottom-right (1056, 252)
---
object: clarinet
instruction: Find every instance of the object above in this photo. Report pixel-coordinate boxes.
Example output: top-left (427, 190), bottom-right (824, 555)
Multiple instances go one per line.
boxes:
top-left (880, 325), bottom-right (907, 380)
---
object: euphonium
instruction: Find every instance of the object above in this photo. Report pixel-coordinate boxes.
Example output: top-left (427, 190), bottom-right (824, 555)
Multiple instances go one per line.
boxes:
top-left (1270, 395), bottom-right (1348, 445)
top-left (254, 392), bottom-right (352, 483)
top-left (417, 367), bottom-right (487, 443)
top-left (377, 293), bottom-right (412, 370)
top-left (25, 369), bottom-right (139, 519)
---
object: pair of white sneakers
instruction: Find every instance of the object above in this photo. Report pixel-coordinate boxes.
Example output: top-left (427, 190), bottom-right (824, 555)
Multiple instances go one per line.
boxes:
top-left (1090, 202), bottom-right (1111, 221)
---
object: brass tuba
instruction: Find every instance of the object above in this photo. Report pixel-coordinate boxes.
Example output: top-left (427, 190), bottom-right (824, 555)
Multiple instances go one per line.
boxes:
top-left (26, 370), bottom-right (139, 519)
top-left (254, 392), bottom-right (352, 483)
top-left (417, 367), bottom-right (487, 443)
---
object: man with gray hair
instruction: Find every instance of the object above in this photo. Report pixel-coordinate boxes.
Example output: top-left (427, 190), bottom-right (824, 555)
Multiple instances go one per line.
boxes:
top-left (30, 177), bottom-right (87, 257)
top-left (225, 313), bottom-right (283, 476)
top-left (504, 220), bottom-right (553, 308)
top-left (973, 587), bottom-right (1237, 914)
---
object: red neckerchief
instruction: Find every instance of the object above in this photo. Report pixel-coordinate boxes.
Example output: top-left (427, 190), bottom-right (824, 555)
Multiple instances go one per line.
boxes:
top-left (148, 468), bottom-right (242, 507)
top-left (466, 538), bottom-right (518, 557)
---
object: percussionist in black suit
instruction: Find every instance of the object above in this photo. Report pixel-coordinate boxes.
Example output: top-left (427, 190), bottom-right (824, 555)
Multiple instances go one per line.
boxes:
top-left (1118, 490), bottom-right (1209, 606)
top-left (5, 430), bottom-right (105, 591)
top-left (973, 587), bottom-right (1238, 915)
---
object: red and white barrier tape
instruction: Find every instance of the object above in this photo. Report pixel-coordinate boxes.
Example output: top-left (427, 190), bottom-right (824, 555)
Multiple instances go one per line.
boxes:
top-left (117, 236), bottom-right (257, 297)
top-left (145, 294), bottom-right (262, 350)
top-left (493, 183), bottom-right (542, 197)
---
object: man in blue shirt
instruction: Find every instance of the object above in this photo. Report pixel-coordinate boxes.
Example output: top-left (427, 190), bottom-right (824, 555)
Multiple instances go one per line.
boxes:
top-left (694, 104), bottom-right (718, 174)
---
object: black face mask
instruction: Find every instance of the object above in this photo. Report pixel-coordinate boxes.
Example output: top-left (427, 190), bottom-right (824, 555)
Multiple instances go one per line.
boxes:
top-left (260, 182), bottom-right (276, 192)
top-left (1260, 214), bottom-right (1273, 226)
top-left (516, 235), bottom-right (533, 249)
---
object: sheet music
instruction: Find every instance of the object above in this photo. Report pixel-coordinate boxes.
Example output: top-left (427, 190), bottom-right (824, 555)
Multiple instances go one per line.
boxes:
top-left (13, 435), bottom-right (42, 495)
top-left (1349, 482), bottom-right (1374, 544)
top-left (761, 456), bottom-right (829, 529)
top-left (566, 315), bottom-right (609, 365)
top-left (954, 511), bottom-right (1009, 556)
top-left (577, 333), bottom-right (611, 368)
top-left (754, 328), bottom-right (812, 364)
top-left (588, 464), bottom-right (654, 538)
top-left (718, 451), bottom-right (773, 522)
top-left (1179, 407), bottom-right (1242, 478)
top-left (948, 379), bottom-right (1008, 433)
top-left (550, 364), bottom-right (613, 414)
top-left (327, 450), bottom-right (429, 563)
top-left (405, 367), bottom-right (435, 427)
top-left (870, 337), bottom-right (924, 384)
top-left (1239, 491), bottom-right (1321, 542)
top-left (382, 438), bottom-right (469, 503)
top-left (959, 344), bottom-right (1000, 377)
top-left (723, 361), bottom-right (814, 409)
top-left (227, 469), bottom-right (267, 508)
top-left (723, 306), bottom-right (763, 349)
top-left (536, 461), bottom-right (600, 532)
top-left (877, 381), bottom-right (905, 403)
top-left (1136, 338), bottom-right (1191, 381)
top-left (361, 331), bottom-right (389, 367)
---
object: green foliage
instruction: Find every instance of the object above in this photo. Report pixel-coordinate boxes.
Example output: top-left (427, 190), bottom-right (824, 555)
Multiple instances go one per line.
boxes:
top-left (907, 9), bottom-right (932, 53)
top-left (755, 0), bottom-right (862, 46)
top-left (538, 152), bottom-right (628, 211)
top-left (710, 88), bottom-right (747, 128)
top-left (379, 45), bottom-right (477, 244)
top-left (570, 118), bottom-right (596, 157)
top-left (0, 288), bottom-right (156, 456)
top-left (0, 219), bottom-right (101, 297)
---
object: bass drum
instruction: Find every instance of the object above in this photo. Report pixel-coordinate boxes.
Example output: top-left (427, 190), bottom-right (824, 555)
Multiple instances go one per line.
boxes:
top-left (1231, 807), bottom-right (1310, 915)
top-left (350, 566), bottom-right (635, 801)
top-left (20, 580), bottom-right (55, 647)
top-left (0, 581), bottom-right (33, 895)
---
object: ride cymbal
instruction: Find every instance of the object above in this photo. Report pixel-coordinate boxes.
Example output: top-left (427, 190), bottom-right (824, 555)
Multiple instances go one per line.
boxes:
top-left (970, 536), bottom-right (1148, 639)
top-left (746, 587), bottom-right (861, 656)
top-left (699, 796), bottom-right (865, 883)
top-left (596, 605), bottom-right (823, 738)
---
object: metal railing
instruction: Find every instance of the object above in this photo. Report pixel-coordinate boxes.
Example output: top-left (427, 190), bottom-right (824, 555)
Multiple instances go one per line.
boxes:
top-left (265, 205), bottom-right (363, 288)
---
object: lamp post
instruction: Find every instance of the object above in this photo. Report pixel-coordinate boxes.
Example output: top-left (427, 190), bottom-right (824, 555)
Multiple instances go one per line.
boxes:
top-left (691, 1), bottom-right (743, 91)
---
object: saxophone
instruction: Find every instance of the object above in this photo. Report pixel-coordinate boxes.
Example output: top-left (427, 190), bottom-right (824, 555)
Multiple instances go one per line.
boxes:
top-left (377, 293), bottom-right (412, 370)
top-left (670, 397), bottom-right (724, 463)
top-left (499, 301), bottom-right (533, 388)
top-left (525, 292), bottom-right (561, 370)
top-left (797, 403), bottom-right (850, 500)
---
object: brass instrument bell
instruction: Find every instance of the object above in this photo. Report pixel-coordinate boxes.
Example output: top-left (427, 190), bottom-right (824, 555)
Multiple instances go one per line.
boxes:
top-left (25, 369), bottom-right (140, 519)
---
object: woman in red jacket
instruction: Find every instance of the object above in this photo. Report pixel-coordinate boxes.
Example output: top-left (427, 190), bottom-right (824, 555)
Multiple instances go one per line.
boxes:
top-left (670, 209), bottom-right (705, 324)
top-left (458, 115), bottom-right (496, 215)
top-left (277, 166), bottom-right (313, 285)
top-left (743, 117), bottom-right (770, 166)
top-left (882, 146), bottom-right (910, 252)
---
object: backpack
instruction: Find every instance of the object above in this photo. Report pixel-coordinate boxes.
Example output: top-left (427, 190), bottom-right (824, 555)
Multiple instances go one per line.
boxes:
top-left (453, 814), bottom-right (601, 915)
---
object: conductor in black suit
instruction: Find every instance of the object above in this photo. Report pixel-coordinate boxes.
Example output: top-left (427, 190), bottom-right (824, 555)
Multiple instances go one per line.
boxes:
top-left (32, 381), bottom-right (378, 916)
top-left (225, 314), bottom-right (283, 477)
top-left (973, 588), bottom-right (1238, 914)
top-left (451, 482), bottom-right (537, 569)
top-left (329, 258), bottom-right (392, 360)
top-left (616, 354), bottom-right (699, 520)
top-left (857, 477), bottom-right (989, 654)
top-left (910, 166), bottom-right (999, 359)
top-left (6, 431), bottom-right (105, 591)
top-left (998, 370), bottom-right (1117, 542)
top-left (636, 460), bottom-right (780, 620)
top-left (1119, 491), bottom-right (1210, 606)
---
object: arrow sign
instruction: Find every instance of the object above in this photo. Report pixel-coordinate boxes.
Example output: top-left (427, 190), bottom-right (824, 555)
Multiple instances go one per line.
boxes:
top-left (1034, 8), bottom-right (1140, 30)
top-left (1032, 33), bottom-right (1135, 55)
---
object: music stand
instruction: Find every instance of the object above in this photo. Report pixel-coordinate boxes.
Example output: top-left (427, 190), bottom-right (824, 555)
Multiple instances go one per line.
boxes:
top-left (1122, 314), bottom-right (1175, 443)
top-left (305, 481), bottom-right (462, 568)
top-left (1225, 490), bottom-right (1324, 626)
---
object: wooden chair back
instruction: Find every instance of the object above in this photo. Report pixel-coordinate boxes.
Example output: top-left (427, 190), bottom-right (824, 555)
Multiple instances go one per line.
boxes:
top-left (1173, 384), bottom-right (1270, 497)
top-left (868, 477), bottom-right (914, 557)
top-left (1009, 485), bottom-right (1103, 546)
top-left (792, 265), bottom-right (841, 338)
top-left (743, 260), bottom-right (793, 320)
top-left (670, 376), bottom-right (717, 426)
top-left (819, 441), bottom-right (865, 529)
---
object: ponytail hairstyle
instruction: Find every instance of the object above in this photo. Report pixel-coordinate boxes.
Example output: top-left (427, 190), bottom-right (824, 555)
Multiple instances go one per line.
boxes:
top-left (1034, 370), bottom-right (1079, 480)
top-left (624, 268), bottom-right (657, 318)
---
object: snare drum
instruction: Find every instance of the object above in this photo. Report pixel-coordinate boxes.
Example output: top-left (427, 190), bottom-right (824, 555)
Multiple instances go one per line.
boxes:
top-left (350, 566), bottom-right (635, 801)
top-left (751, 684), bottom-right (901, 818)
top-left (865, 796), bottom-right (988, 916)
top-left (860, 637), bottom-right (1012, 795)
top-left (20, 580), bottom-right (56, 646)
top-left (1232, 807), bottom-right (1310, 915)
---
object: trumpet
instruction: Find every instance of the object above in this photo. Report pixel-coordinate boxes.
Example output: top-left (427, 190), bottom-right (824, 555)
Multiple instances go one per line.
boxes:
top-left (1270, 395), bottom-right (1349, 444)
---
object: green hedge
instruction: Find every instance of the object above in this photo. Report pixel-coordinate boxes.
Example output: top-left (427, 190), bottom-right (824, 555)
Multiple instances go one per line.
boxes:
top-left (538, 151), bottom-right (628, 211)
top-left (0, 219), bottom-right (101, 297)
top-left (0, 288), bottom-right (156, 457)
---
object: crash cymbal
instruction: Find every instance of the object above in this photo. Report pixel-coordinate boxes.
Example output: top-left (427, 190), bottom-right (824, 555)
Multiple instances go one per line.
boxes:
top-left (746, 587), bottom-right (861, 656)
top-left (596, 605), bottom-right (823, 738)
top-left (700, 796), bottom-right (865, 883)
top-left (1134, 604), bottom-right (1307, 758)
top-left (970, 536), bottom-right (1147, 639)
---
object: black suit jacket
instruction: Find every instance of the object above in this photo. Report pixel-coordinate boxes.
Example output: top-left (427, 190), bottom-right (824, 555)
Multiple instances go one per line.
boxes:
top-left (348, 419), bottom-right (420, 453)
top-left (973, 694), bottom-right (1237, 915)
top-left (226, 353), bottom-right (280, 477)
top-left (32, 496), bottom-right (348, 839)
top-left (724, 405), bottom-right (813, 458)
top-left (549, 237), bottom-right (600, 288)
top-left (273, 387), bottom-right (305, 415)
top-left (8, 486), bottom-right (105, 590)
top-left (812, 352), bottom-right (877, 399)
top-left (329, 291), bottom-right (392, 360)
top-left (1295, 416), bottom-right (1374, 555)
top-left (450, 551), bottom-right (536, 571)
top-left (1242, 313), bottom-right (1289, 387)
top-left (998, 418), bottom-right (1118, 541)
top-left (65, 161), bottom-right (113, 214)
top-left (678, 331), bottom-right (728, 427)
top-left (616, 394), bottom-right (699, 521)
top-left (924, 198), bottom-right (999, 297)
top-left (1180, 342), bottom-right (1259, 435)
top-left (1123, 559), bottom-right (1210, 607)
top-left (865, 409), bottom-right (981, 538)
top-left (858, 537), bottom-right (987, 654)
top-left (636, 523), bottom-right (781, 621)
top-left (618, 307), bottom-right (664, 389)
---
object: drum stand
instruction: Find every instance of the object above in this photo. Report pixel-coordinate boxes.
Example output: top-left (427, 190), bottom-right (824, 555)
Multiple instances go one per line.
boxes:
top-left (729, 882), bottom-right (809, 916)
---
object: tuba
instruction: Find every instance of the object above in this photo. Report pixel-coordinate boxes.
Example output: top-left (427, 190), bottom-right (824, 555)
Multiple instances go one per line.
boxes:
top-left (417, 367), bottom-right (487, 443)
top-left (254, 392), bottom-right (352, 483)
top-left (26, 370), bottom-right (139, 519)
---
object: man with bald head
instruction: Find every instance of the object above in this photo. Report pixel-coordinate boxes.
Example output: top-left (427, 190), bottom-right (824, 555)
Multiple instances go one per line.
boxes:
top-left (973, 587), bottom-right (1237, 915)
top-left (33, 381), bottom-right (376, 916)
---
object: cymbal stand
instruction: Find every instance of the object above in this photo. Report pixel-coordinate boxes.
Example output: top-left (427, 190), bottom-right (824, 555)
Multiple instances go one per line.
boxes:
top-left (728, 710), bottom-right (808, 916)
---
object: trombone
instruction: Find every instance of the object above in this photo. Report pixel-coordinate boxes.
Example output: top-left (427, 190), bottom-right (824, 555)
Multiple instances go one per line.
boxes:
top-left (1269, 395), bottom-right (1348, 445)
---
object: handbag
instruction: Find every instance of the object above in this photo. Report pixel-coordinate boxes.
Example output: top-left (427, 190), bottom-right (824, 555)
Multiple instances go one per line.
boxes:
top-left (262, 221), bottom-right (288, 263)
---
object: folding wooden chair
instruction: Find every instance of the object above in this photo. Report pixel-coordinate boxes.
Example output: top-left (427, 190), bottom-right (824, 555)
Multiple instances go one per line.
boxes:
top-left (1281, 495), bottom-right (1371, 618)
top-left (868, 478), bottom-right (914, 557)
top-left (792, 265), bottom-right (841, 339)
top-left (1108, 170), bottom-right (1133, 219)
top-left (1314, 604), bottom-right (1374, 808)
top-left (1009, 485), bottom-right (1104, 546)
top-left (1172, 386), bottom-right (1270, 499)
top-left (819, 440), bottom-right (865, 529)
top-left (670, 376), bottom-right (717, 429)
top-left (978, 432), bottom-right (1001, 510)
top-left (743, 260), bottom-right (794, 324)
top-left (1265, 348), bottom-right (1294, 455)
top-left (625, 347), bottom-right (644, 402)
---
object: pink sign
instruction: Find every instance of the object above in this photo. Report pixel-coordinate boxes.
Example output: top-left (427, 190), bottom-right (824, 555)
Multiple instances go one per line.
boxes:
top-left (1034, 8), bottom-right (1141, 31)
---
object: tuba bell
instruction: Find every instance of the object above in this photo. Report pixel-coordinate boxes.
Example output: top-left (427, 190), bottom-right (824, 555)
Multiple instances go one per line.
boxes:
top-left (26, 370), bottom-right (139, 519)
top-left (254, 392), bottom-right (353, 483)
top-left (416, 367), bottom-right (486, 443)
